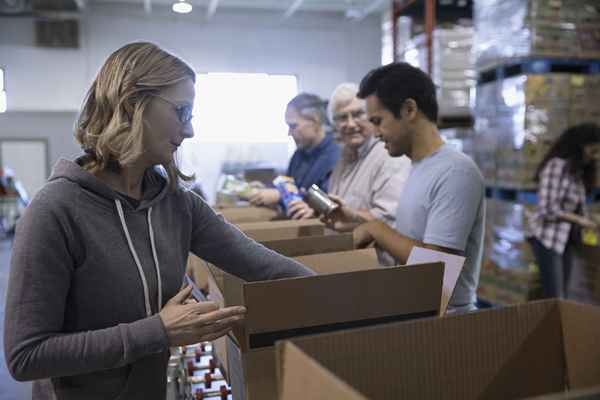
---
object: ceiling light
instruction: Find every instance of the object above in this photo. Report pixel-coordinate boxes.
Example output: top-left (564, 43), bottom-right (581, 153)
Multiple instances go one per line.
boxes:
top-left (172, 0), bottom-right (192, 14)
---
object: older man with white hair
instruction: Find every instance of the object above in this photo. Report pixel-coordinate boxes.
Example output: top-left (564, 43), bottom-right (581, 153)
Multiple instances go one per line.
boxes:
top-left (322, 83), bottom-right (411, 252)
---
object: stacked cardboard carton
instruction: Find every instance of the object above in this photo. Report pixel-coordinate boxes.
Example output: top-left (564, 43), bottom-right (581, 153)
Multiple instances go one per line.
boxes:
top-left (475, 73), bottom-right (600, 188)
top-left (473, 0), bottom-right (600, 308)
top-left (474, 0), bottom-right (600, 68)
top-left (478, 200), bottom-right (542, 305)
top-left (569, 202), bottom-right (600, 305)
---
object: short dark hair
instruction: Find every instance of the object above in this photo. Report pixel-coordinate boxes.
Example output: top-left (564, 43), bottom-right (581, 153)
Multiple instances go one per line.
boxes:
top-left (357, 62), bottom-right (438, 123)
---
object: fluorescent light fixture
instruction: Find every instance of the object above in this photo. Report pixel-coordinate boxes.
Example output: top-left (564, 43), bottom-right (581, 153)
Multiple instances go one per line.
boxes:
top-left (0, 68), bottom-right (4, 91)
top-left (0, 91), bottom-right (7, 113)
top-left (172, 0), bottom-right (192, 14)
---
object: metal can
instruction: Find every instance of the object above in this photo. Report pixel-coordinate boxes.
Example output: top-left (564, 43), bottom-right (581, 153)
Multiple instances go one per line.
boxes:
top-left (305, 184), bottom-right (338, 216)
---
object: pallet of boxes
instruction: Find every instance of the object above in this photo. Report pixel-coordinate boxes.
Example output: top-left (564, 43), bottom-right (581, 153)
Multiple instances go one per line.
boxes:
top-left (570, 202), bottom-right (600, 306)
top-left (473, 0), bottom-right (600, 306)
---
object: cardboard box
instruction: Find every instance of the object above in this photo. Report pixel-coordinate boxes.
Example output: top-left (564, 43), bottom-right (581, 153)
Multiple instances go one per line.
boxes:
top-left (236, 219), bottom-right (325, 241)
top-left (528, 385), bottom-right (600, 399)
top-left (292, 249), bottom-right (380, 274)
top-left (208, 254), bottom-right (444, 400)
top-left (259, 233), bottom-right (354, 257)
top-left (277, 299), bottom-right (600, 400)
top-left (218, 206), bottom-right (280, 224)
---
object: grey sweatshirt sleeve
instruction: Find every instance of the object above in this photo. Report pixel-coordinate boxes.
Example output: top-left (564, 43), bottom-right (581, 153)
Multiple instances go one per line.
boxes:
top-left (187, 192), bottom-right (315, 281)
top-left (3, 189), bottom-right (168, 381)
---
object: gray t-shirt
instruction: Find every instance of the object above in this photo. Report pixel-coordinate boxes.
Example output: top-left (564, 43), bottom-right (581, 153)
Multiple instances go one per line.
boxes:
top-left (393, 144), bottom-right (485, 308)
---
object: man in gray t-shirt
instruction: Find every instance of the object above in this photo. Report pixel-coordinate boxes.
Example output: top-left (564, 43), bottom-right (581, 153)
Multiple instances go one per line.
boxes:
top-left (352, 62), bottom-right (485, 312)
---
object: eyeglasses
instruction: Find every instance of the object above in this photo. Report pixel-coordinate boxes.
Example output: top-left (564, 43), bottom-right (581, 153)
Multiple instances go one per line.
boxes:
top-left (332, 109), bottom-right (367, 125)
top-left (153, 94), bottom-right (194, 125)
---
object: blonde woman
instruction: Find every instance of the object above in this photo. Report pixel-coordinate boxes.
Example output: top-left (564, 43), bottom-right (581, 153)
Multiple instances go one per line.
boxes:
top-left (4, 42), bottom-right (313, 400)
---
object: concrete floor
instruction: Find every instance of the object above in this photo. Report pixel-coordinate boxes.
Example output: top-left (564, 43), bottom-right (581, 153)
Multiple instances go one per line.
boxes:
top-left (1, 238), bottom-right (32, 400)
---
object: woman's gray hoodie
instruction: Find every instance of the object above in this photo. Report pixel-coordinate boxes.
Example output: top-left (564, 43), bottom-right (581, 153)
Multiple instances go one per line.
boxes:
top-left (4, 158), bottom-right (314, 400)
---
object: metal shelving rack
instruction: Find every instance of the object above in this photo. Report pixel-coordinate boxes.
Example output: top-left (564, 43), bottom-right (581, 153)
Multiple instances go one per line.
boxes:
top-left (390, 0), bottom-right (474, 130)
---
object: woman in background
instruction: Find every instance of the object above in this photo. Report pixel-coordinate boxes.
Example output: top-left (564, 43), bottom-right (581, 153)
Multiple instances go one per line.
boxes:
top-left (527, 123), bottom-right (600, 299)
top-left (249, 93), bottom-right (340, 219)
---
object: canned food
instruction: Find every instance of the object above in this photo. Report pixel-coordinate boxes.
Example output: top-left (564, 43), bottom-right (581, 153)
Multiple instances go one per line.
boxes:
top-left (305, 185), bottom-right (338, 216)
top-left (273, 176), bottom-right (303, 213)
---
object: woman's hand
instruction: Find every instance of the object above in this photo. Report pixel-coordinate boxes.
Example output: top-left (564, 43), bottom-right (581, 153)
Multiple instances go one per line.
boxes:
top-left (578, 216), bottom-right (599, 230)
top-left (159, 286), bottom-right (246, 346)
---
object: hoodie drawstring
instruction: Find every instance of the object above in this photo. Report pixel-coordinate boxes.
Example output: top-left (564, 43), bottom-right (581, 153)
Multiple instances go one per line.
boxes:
top-left (115, 199), bottom-right (163, 317)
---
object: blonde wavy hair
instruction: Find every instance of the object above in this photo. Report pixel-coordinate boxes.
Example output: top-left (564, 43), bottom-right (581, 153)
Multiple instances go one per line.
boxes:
top-left (76, 42), bottom-right (195, 190)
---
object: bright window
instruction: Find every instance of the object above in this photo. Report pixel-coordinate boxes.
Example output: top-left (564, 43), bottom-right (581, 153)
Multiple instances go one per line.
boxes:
top-left (190, 72), bottom-right (298, 144)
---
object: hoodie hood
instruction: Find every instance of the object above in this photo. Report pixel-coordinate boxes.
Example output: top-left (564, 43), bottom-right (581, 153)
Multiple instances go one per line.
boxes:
top-left (48, 156), bottom-right (169, 318)
top-left (48, 157), bottom-right (170, 211)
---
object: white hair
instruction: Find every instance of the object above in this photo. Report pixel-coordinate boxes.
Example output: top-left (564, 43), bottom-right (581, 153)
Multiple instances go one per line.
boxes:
top-left (328, 82), bottom-right (361, 123)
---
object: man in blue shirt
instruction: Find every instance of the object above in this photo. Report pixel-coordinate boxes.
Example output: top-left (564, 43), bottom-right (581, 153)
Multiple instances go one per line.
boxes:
top-left (351, 63), bottom-right (485, 313)
top-left (250, 93), bottom-right (340, 219)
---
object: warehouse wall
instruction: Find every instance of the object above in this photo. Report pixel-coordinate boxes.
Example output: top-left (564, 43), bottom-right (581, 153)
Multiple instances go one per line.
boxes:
top-left (0, 112), bottom-right (80, 168)
top-left (0, 5), bottom-right (381, 111)
top-left (0, 6), bottom-right (381, 200)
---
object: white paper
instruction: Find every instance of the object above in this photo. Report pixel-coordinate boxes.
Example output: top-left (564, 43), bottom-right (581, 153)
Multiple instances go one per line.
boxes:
top-left (407, 247), bottom-right (466, 316)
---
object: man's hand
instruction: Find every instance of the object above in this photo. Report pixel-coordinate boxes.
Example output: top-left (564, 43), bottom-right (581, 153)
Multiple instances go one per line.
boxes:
top-left (249, 189), bottom-right (280, 207)
top-left (353, 221), bottom-right (377, 249)
top-left (287, 200), bottom-right (315, 220)
top-left (321, 194), bottom-right (361, 231)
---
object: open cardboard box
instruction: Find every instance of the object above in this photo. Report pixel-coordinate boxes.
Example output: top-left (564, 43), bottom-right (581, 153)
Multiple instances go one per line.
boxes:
top-left (258, 233), bottom-right (354, 257)
top-left (218, 206), bottom-right (281, 224)
top-left (236, 219), bottom-right (325, 241)
top-left (207, 248), bottom-right (444, 400)
top-left (277, 299), bottom-right (600, 400)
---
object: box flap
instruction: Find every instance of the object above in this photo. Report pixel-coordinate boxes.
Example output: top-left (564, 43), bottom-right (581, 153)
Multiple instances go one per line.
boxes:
top-left (277, 341), bottom-right (367, 400)
top-left (292, 249), bottom-right (380, 274)
top-left (207, 266), bottom-right (225, 308)
top-left (559, 300), bottom-right (600, 390)
top-left (406, 246), bottom-right (466, 315)
top-left (216, 271), bottom-right (246, 347)
top-left (260, 233), bottom-right (354, 257)
top-left (213, 335), bottom-right (230, 383)
top-left (286, 299), bottom-right (566, 400)
top-left (206, 263), bottom-right (225, 294)
top-left (187, 253), bottom-right (210, 291)
top-left (243, 347), bottom-right (279, 400)
top-left (241, 262), bottom-right (443, 349)
top-left (227, 336), bottom-right (245, 400)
